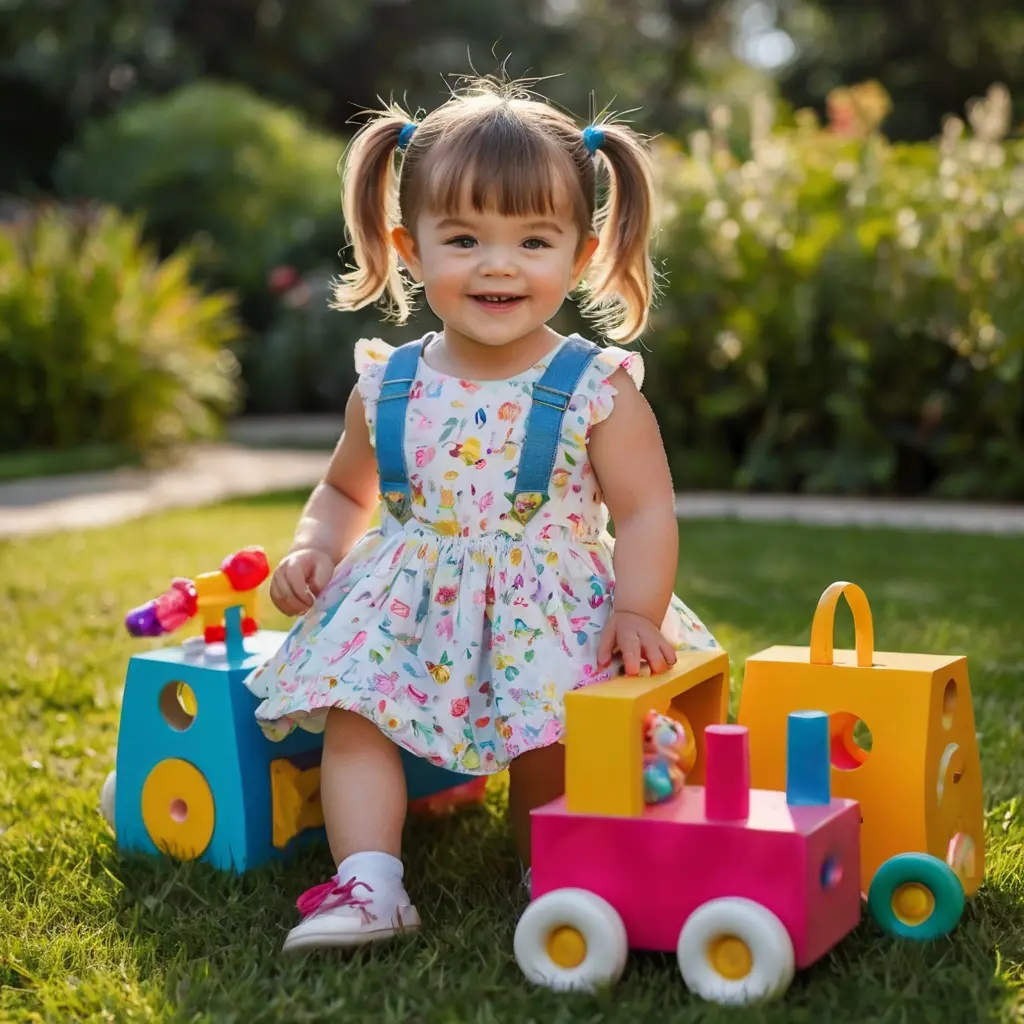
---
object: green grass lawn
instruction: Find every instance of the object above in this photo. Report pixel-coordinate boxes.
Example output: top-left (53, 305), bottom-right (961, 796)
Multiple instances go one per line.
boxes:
top-left (2, 494), bottom-right (1024, 1022)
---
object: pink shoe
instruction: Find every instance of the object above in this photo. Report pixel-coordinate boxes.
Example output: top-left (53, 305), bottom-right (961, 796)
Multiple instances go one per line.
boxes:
top-left (282, 875), bottom-right (421, 953)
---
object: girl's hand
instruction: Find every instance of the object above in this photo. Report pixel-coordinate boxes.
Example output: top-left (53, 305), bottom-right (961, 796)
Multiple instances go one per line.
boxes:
top-left (597, 610), bottom-right (678, 676)
top-left (269, 547), bottom-right (336, 616)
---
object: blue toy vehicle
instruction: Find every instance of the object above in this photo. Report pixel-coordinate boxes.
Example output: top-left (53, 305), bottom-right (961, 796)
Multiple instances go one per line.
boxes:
top-left (101, 552), bottom-right (476, 872)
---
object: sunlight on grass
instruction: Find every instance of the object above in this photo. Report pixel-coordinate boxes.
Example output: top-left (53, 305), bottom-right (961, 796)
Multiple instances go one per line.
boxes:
top-left (2, 503), bottom-right (1024, 1022)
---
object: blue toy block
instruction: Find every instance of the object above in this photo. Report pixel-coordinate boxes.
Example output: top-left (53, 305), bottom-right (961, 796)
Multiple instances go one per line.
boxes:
top-left (786, 709), bottom-right (831, 807)
top-left (112, 607), bottom-right (473, 872)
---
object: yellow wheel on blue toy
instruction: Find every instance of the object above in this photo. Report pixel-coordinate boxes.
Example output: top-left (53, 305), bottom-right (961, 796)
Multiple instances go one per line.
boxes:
top-left (141, 758), bottom-right (215, 860)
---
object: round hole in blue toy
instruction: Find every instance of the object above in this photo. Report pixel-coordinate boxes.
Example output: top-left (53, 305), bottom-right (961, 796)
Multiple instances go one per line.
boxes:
top-left (159, 681), bottom-right (196, 731)
top-left (867, 852), bottom-right (964, 940)
top-left (820, 855), bottom-right (844, 891)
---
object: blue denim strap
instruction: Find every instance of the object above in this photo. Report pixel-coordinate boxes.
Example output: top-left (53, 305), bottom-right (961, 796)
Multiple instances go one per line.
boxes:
top-left (509, 335), bottom-right (599, 525)
top-left (375, 340), bottom-right (423, 523)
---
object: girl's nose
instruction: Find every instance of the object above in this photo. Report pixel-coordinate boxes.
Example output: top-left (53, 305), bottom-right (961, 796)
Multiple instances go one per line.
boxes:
top-left (477, 247), bottom-right (518, 276)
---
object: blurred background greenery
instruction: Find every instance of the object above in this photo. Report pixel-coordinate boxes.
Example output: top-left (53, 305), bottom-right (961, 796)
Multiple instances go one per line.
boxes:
top-left (2, 0), bottom-right (1023, 497)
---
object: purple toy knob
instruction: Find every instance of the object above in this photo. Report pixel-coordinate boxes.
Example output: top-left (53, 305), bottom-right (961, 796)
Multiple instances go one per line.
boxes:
top-left (125, 600), bottom-right (164, 637)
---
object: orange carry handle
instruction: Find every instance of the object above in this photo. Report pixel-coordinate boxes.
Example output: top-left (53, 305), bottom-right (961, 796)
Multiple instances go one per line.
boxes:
top-left (809, 581), bottom-right (875, 668)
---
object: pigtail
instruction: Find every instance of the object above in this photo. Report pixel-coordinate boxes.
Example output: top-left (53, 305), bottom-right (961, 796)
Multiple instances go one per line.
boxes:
top-left (332, 105), bottom-right (415, 320)
top-left (580, 122), bottom-right (656, 343)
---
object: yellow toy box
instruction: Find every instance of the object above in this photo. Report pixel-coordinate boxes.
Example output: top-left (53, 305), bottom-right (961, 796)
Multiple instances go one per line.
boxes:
top-left (737, 581), bottom-right (983, 899)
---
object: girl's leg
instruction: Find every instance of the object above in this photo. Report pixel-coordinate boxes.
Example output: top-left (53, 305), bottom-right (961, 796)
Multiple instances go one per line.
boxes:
top-left (283, 708), bottom-right (417, 952)
top-left (508, 742), bottom-right (565, 867)
top-left (320, 706), bottom-right (406, 862)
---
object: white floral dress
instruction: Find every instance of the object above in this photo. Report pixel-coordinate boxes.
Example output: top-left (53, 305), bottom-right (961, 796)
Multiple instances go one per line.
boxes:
top-left (245, 333), bottom-right (719, 774)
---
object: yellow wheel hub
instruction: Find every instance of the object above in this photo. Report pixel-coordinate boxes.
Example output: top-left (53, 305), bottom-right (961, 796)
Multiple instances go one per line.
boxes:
top-left (546, 926), bottom-right (587, 969)
top-left (141, 758), bottom-right (215, 860)
top-left (891, 882), bottom-right (935, 926)
top-left (708, 935), bottom-right (753, 981)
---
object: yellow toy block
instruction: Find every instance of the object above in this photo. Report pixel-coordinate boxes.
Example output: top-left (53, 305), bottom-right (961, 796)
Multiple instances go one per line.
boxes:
top-left (270, 758), bottom-right (325, 849)
top-left (737, 581), bottom-right (984, 896)
top-left (195, 569), bottom-right (233, 601)
top-left (564, 649), bottom-right (729, 818)
top-left (195, 570), bottom-right (259, 640)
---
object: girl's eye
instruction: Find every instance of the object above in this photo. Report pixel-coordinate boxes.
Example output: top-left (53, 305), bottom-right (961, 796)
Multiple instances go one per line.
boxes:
top-left (445, 236), bottom-right (476, 249)
top-left (522, 237), bottom-right (551, 250)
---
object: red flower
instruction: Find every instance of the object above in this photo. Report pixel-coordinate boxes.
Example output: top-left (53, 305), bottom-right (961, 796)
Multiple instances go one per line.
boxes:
top-left (268, 265), bottom-right (299, 293)
top-left (450, 697), bottom-right (470, 717)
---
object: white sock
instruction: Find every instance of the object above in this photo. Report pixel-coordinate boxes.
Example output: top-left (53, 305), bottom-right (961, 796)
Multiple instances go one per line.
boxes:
top-left (336, 851), bottom-right (408, 902)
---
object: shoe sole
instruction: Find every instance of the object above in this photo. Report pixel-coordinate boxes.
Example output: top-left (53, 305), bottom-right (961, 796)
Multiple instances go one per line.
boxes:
top-left (282, 912), bottom-right (421, 953)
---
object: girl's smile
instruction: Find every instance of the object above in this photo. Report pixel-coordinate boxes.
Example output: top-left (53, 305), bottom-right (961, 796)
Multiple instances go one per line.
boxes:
top-left (471, 294), bottom-right (526, 312)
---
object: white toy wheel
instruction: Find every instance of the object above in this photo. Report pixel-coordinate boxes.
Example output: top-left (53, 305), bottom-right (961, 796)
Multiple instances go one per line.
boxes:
top-left (100, 770), bottom-right (117, 830)
top-left (677, 897), bottom-right (795, 1005)
top-left (514, 888), bottom-right (629, 992)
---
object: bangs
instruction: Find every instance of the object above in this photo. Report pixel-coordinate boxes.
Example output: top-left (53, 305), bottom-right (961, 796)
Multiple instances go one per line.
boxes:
top-left (411, 111), bottom-right (592, 230)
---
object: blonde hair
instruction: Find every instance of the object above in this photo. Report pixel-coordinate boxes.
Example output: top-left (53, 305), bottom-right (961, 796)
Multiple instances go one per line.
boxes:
top-left (333, 77), bottom-right (656, 342)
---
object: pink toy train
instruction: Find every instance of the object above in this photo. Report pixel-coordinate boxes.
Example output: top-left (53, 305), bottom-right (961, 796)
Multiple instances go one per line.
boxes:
top-left (516, 709), bottom-right (868, 1004)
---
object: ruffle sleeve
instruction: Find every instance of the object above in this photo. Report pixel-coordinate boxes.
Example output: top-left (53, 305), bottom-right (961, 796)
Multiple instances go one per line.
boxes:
top-left (353, 337), bottom-right (395, 448)
top-left (581, 345), bottom-right (646, 430)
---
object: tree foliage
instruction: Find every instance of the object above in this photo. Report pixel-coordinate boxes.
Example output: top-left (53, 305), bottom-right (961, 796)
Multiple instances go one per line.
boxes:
top-left (0, 0), bottom-right (728, 192)
top-left (777, 0), bottom-right (1024, 139)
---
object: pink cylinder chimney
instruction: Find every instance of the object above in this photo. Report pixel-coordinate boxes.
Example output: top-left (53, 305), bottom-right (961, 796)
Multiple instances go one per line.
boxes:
top-left (704, 724), bottom-right (750, 821)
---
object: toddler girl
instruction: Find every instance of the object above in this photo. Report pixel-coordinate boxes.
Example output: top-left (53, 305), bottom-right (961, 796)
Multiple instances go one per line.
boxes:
top-left (245, 77), bottom-right (719, 953)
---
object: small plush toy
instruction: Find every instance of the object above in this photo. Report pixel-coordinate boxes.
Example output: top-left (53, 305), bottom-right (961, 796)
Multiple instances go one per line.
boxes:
top-left (642, 710), bottom-right (697, 804)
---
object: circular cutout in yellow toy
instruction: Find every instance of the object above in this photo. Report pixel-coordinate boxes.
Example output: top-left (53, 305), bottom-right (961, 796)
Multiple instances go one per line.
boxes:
top-left (141, 758), bottom-right (215, 860)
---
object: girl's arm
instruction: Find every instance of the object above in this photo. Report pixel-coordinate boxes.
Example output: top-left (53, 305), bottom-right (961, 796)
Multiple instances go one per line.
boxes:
top-left (290, 386), bottom-right (380, 563)
top-left (270, 387), bottom-right (380, 615)
top-left (588, 368), bottom-right (680, 675)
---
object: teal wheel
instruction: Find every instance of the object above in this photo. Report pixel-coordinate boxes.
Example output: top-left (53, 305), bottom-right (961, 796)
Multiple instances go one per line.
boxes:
top-left (867, 853), bottom-right (964, 940)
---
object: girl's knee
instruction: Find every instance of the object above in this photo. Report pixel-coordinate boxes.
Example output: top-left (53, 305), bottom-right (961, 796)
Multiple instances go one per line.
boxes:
top-left (510, 742), bottom-right (566, 790)
top-left (324, 707), bottom-right (388, 747)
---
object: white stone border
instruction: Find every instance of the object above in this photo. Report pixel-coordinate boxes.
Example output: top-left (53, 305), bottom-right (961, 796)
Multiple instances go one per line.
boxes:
top-left (675, 492), bottom-right (1024, 535)
top-left (2, 446), bottom-right (1023, 538)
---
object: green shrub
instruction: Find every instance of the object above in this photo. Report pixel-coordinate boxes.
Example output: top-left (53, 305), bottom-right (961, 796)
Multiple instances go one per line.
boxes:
top-left (247, 268), bottom-right (357, 415)
top-left (55, 81), bottom-right (346, 326)
top-left (247, 266), bottom-right (440, 415)
top-left (0, 203), bottom-right (241, 455)
top-left (648, 83), bottom-right (1024, 498)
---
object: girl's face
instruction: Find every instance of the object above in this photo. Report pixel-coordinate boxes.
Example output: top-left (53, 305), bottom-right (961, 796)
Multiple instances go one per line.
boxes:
top-left (392, 196), bottom-right (598, 351)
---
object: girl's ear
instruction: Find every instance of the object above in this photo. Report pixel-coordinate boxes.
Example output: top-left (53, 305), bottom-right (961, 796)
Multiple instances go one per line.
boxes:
top-left (570, 233), bottom-right (600, 291)
top-left (391, 226), bottom-right (423, 282)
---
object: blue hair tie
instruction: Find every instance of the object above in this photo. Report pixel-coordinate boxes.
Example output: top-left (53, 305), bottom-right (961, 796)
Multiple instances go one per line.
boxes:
top-left (582, 125), bottom-right (606, 155)
top-left (397, 122), bottom-right (417, 151)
